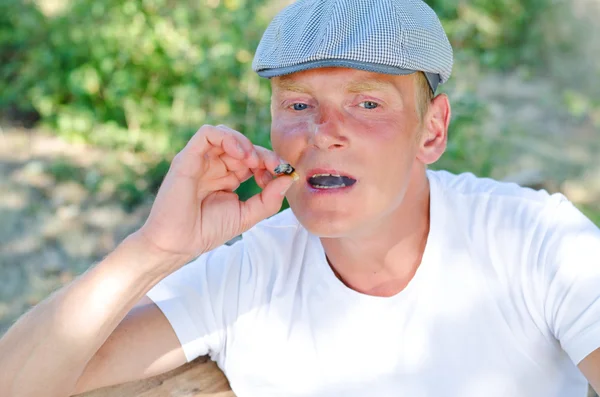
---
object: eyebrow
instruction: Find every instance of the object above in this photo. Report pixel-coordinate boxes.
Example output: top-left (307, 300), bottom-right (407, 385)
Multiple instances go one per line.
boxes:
top-left (274, 78), bottom-right (311, 93)
top-left (344, 79), bottom-right (396, 93)
top-left (274, 76), bottom-right (397, 94)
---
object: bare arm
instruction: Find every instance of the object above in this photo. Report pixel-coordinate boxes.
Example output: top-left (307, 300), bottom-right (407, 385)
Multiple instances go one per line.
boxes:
top-left (72, 295), bottom-right (186, 394)
top-left (0, 125), bottom-right (293, 397)
top-left (579, 348), bottom-right (600, 394)
top-left (0, 235), bottom-right (186, 397)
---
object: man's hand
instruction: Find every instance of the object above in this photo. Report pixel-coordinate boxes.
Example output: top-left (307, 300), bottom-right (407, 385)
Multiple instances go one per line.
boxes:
top-left (0, 124), bottom-right (296, 397)
top-left (136, 124), bottom-right (296, 271)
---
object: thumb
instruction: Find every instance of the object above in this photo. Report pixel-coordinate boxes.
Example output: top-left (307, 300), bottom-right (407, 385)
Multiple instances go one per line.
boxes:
top-left (239, 175), bottom-right (296, 231)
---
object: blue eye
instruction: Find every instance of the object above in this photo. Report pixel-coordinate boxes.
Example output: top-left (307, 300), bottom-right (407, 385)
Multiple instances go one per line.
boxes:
top-left (360, 101), bottom-right (379, 109)
top-left (292, 103), bottom-right (309, 111)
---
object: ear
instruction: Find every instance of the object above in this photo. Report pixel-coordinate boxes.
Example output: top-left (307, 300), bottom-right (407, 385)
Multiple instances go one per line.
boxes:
top-left (416, 93), bottom-right (451, 165)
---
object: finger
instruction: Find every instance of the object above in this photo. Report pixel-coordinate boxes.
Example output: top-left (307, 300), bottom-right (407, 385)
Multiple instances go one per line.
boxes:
top-left (234, 168), bottom-right (253, 184)
top-left (232, 144), bottom-right (283, 188)
top-left (176, 125), bottom-right (262, 179)
top-left (215, 125), bottom-right (260, 168)
top-left (198, 172), bottom-right (242, 196)
top-left (253, 145), bottom-right (285, 175)
top-left (169, 126), bottom-right (241, 178)
top-left (230, 168), bottom-right (270, 187)
top-left (219, 153), bottom-right (247, 173)
top-left (253, 168), bottom-right (273, 189)
top-left (239, 175), bottom-right (296, 230)
top-left (215, 125), bottom-right (254, 154)
top-left (216, 139), bottom-right (283, 178)
top-left (184, 125), bottom-right (246, 159)
top-left (218, 153), bottom-right (259, 184)
top-left (215, 173), bottom-right (242, 192)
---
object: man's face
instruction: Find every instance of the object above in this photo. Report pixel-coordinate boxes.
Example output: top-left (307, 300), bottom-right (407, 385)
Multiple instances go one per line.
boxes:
top-left (270, 67), bottom-right (434, 237)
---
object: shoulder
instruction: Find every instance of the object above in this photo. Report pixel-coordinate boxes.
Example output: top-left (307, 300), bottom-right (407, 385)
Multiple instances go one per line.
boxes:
top-left (426, 169), bottom-right (585, 264)
top-left (428, 169), bottom-right (567, 225)
top-left (428, 168), bottom-right (599, 262)
top-left (428, 169), bottom-right (559, 204)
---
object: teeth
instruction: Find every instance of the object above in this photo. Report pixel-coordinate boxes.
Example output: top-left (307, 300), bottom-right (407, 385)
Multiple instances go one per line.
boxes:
top-left (312, 184), bottom-right (345, 189)
top-left (312, 173), bottom-right (341, 178)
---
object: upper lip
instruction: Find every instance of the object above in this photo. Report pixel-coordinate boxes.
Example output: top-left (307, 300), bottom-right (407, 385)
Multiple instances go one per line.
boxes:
top-left (305, 168), bottom-right (357, 180)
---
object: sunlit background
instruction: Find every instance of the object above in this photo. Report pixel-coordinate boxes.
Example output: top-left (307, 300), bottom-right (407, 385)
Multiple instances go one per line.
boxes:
top-left (1, 1), bottom-right (599, 391)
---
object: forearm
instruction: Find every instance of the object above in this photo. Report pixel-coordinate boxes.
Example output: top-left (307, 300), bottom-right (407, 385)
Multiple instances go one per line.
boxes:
top-left (0, 233), bottom-right (181, 397)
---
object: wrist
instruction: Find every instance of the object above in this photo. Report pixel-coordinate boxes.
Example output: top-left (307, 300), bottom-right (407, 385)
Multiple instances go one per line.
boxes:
top-left (114, 231), bottom-right (193, 283)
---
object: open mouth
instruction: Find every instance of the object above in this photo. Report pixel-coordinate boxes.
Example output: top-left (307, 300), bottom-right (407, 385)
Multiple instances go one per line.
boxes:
top-left (308, 174), bottom-right (357, 189)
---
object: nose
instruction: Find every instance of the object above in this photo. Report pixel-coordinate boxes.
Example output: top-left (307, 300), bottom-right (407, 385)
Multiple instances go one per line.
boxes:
top-left (308, 106), bottom-right (348, 151)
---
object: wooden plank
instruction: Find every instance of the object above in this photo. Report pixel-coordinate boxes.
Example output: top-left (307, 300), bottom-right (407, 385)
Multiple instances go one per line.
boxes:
top-left (77, 356), bottom-right (235, 397)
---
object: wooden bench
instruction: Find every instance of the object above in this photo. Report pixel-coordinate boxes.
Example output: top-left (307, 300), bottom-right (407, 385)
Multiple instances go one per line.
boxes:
top-left (77, 356), bottom-right (235, 397)
top-left (74, 353), bottom-right (598, 397)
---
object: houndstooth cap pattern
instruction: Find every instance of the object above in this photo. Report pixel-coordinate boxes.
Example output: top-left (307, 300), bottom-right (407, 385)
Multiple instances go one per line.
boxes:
top-left (252, 0), bottom-right (453, 92)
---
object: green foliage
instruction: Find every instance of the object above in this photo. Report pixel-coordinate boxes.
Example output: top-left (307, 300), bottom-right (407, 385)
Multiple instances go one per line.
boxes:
top-left (4, 0), bottom-right (273, 155)
top-left (432, 91), bottom-right (502, 177)
top-left (115, 167), bottom-right (151, 211)
top-left (425, 0), bottom-right (553, 69)
top-left (47, 157), bottom-right (84, 183)
top-left (0, 0), bottom-right (579, 211)
top-left (0, 0), bottom-right (46, 112)
top-left (3, 0), bottom-right (564, 148)
top-left (581, 205), bottom-right (600, 227)
top-left (47, 157), bottom-right (103, 192)
top-left (1, 0), bottom-right (277, 203)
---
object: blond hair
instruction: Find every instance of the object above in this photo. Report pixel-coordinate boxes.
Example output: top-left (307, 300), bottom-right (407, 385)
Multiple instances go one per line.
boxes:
top-left (415, 71), bottom-right (433, 120)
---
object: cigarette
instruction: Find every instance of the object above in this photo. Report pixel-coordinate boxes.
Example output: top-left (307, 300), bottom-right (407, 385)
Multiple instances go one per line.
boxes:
top-left (274, 163), bottom-right (299, 180)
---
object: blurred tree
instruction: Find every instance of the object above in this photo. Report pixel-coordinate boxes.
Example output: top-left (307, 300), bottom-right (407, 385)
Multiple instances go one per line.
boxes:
top-left (1, 0), bottom-right (595, 211)
top-left (0, 0), bottom-right (46, 123)
top-left (1, 0), bottom-right (277, 202)
top-left (13, 0), bottom-right (272, 155)
top-left (425, 0), bottom-right (552, 69)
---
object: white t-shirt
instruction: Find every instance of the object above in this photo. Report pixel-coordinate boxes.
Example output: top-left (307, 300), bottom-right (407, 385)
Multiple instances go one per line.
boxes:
top-left (146, 170), bottom-right (600, 397)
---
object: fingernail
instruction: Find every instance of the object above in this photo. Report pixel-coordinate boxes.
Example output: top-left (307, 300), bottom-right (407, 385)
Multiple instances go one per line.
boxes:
top-left (236, 142), bottom-right (245, 154)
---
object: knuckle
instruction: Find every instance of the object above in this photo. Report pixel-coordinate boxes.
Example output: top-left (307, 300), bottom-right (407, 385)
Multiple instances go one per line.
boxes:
top-left (254, 145), bottom-right (269, 156)
top-left (198, 124), bottom-right (213, 132)
top-left (198, 124), bottom-right (217, 135)
top-left (199, 124), bottom-right (224, 135)
top-left (171, 151), bottom-right (186, 168)
top-left (216, 124), bottom-right (236, 134)
top-left (219, 124), bottom-right (244, 138)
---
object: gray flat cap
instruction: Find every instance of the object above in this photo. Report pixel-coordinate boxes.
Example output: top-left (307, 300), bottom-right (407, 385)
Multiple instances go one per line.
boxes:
top-left (252, 0), bottom-right (453, 93)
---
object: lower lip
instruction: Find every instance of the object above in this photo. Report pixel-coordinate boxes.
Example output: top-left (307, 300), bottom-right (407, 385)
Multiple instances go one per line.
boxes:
top-left (305, 181), bottom-right (356, 194)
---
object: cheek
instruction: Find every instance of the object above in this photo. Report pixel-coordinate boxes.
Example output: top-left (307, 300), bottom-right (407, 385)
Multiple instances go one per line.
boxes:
top-left (351, 116), bottom-right (416, 154)
top-left (359, 119), bottom-right (419, 186)
top-left (348, 111), bottom-right (411, 140)
top-left (270, 117), bottom-right (309, 158)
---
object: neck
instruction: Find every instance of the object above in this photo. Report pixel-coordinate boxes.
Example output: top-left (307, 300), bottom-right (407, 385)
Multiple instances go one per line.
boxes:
top-left (320, 169), bottom-right (431, 297)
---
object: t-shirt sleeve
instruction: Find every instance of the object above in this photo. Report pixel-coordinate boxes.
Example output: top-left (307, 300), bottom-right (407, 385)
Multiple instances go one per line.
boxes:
top-left (146, 240), bottom-right (247, 363)
top-left (539, 198), bottom-right (600, 365)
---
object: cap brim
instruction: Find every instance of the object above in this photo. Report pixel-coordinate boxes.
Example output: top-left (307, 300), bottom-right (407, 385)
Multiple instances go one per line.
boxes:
top-left (256, 59), bottom-right (440, 93)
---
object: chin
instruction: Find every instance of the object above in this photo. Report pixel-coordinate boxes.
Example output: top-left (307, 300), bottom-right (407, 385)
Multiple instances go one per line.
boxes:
top-left (288, 204), bottom-right (365, 238)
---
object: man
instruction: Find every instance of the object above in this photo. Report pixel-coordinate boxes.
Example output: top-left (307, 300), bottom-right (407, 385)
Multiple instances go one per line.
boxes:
top-left (2, 0), bottom-right (600, 396)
